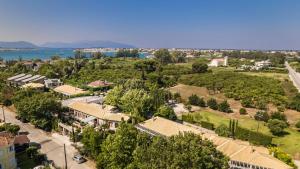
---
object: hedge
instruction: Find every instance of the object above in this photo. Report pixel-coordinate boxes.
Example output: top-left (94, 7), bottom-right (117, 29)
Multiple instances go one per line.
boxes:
top-left (200, 121), bottom-right (214, 130)
top-left (235, 127), bottom-right (272, 146)
top-left (181, 114), bottom-right (194, 123)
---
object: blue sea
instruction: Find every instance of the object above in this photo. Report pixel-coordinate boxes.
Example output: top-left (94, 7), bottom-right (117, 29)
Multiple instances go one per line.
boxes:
top-left (0, 48), bottom-right (147, 60)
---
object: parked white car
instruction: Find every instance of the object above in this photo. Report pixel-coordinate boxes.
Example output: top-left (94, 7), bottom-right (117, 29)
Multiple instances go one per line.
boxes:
top-left (72, 154), bottom-right (86, 164)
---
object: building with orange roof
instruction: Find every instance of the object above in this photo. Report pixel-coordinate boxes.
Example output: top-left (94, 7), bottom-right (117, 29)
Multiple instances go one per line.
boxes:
top-left (0, 132), bottom-right (17, 169)
top-left (136, 117), bottom-right (293, 169)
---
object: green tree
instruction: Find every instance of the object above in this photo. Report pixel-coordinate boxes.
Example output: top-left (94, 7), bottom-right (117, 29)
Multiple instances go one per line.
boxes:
top-left (134, 59), bottom-right (158, 80)
top-left (295, 120), bottom-right (300, 129)
top-left (215, 124), bottom-right (230, 137)
top-left (239, 108), bottom-right (247, 115)
top-left (207, 98), bottom-right (218, 110)
top-left (267, 119), bottom-right (288, 136)
top-left (120, 89), bottom-right (152, 121)
top-left (188, 94), bottom-right (206, 107)
top-left (14, 93), bottom-right (62, 131)
top-left (270, 112), bottom-right (287, 122)
top-left (81, 126), bottom-right (109, 159)
top-left (171, 51), bottom-right (186, 63)
top-left (154, 105), bottom-right (177, 120)
top-left (254, 111), bottom-right (269, 122)
top-left (154, 49), bottom-right (172, 65)
top-left (97, 123), bottom-right (138, 169)
top-left (0, 123), bottom-right (20, 135)
top-left (173, 92), bottom-right (181, 103)
top-left (192, 62), bottom-right (208, 73)
top-left (105, 85), bottom-right (124, 107)
top-left (218, 100), bottom-right (232, 113)
top-left (132, 132), bottom-right (229, 169)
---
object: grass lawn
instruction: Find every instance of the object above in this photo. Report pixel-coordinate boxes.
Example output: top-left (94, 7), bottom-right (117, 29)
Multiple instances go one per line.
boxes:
top-left (185, 111), bottom-right (300, 159)
top-left (16, 152), bottom-right (39, 169)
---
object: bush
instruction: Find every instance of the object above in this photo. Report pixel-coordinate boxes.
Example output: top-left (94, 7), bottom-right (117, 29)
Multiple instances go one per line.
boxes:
top-left (215, 124), bottom-right (230, 137)
top-left (239, 108), bottom-right (247, 115)
top-left (296, 121), bottom-right (300, 129)
top-left (154, 105), bottom-right (177, 120)
top-left (241, 98), bottom-right (254, 108)
top-left (235, 127), bottom-right (273, 146)
top-left (270, 112), bottom-right (287, 122)
top-left (254, 111), bottom-right (269, 122)
top-left (218, 100), bottom-right (232, 113)
top-left (188, 94), bottom-right (206, 107)
top-left (192, 62), bottom-right (208, 73)
top-left (207, 98), bottom-right (218, 110)
top-left (200, 121), bottom-right (214, 130)
top-left (269, 147), bottom-right (297, 168)
top-left (181, 114), bottom-right (194, 123)
top-left (267, 119), bottom-right (288, 136)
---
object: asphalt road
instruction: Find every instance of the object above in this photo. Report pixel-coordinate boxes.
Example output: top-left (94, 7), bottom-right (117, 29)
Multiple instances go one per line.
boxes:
top-left (285, 61), bottom-right (300, 91)
top-left (3, 108), bottom-right (93, 169)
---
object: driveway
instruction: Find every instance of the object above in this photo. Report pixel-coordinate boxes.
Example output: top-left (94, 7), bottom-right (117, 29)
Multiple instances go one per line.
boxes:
top-left (3, 108), bottom-right (93, 169)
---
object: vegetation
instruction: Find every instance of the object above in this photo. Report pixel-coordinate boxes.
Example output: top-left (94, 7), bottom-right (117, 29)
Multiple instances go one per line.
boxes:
top-left (269, 147), bottom-right (297, 168)
top-left (207, 98), bottom-right (218, 110)
top-left (13, 89), bottom-right (62, 131)
top-left (192, 62), bottom-right (208, 73)
top-left (254, 111), bottom-right (270, 122)
top-left (215, 124), bottom-right (230, 137)
top-left (188, 94), bottom-right (206, 107)
top-left (179, 71), bottom-right (287, 109)
top-left (154, 105), bottom-right (177, 120)
top-left (267, 119), bottom-right (288, 136)
top-left (78, 123), bottom-right (230, 169)
top-left (0, 123), bottom-right (20, 135)
top-left (218, 100), bottom-right (232, 113)
top-left (239, 108), bottom-right (247, 115)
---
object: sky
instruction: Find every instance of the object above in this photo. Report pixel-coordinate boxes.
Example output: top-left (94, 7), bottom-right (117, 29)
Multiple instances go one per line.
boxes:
top-left (0, 0), bottom-right (300, 49)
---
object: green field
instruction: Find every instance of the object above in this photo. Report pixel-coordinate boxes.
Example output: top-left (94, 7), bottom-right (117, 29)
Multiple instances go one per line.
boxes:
top-left (184, 111), bottom-right (300, 159)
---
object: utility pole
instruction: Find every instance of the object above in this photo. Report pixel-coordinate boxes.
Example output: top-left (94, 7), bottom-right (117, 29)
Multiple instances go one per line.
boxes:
top-left (64, 144), bottom-right (67, 169)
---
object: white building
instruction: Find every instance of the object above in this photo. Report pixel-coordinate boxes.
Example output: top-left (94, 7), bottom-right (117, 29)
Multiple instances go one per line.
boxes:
top-left (208, 56), bottom-right (228, 67)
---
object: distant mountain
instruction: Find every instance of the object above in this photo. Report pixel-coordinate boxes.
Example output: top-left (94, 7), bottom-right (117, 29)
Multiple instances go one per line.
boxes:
top-left (0, 41), bottom-right (38, 49)
top-left (41, 40), bottom-right (135, 48)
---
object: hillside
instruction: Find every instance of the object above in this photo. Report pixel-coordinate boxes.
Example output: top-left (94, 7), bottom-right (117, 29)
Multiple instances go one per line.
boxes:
top-left (0, 41), bottom-right (38, 48)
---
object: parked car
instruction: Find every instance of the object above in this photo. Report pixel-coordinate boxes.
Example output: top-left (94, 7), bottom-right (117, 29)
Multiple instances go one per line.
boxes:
top-left (72, 154), bottom-right (86, 164)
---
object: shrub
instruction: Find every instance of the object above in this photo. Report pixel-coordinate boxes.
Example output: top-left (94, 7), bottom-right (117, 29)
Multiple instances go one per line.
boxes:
top-left (254, 111), bottom-right (269, 122)
top-left (241, 98), bottom-right (254, 108)
top-left (235, 127), bottom-right (273, 146)
top-left (269, 147), bottom-right (297, 168)
top-left (182, 114), bottom-right (194, 123)
top-left (200, 121), bottom-right (214, 130)
top-left (207, 98), bottom-right (218, 110)
top-left (192, 62), bottom-right (208, 73)
top-left (267, 119), bottom-right (288, 136)
top-left (154, 105), bottom-right (177, 120)
top-left (218, 100), bottom-right (232, 113)
top-left (296, 121), bottom-right (300, 129)
top-left (215, 124), bottom-right (230, 137)
top-left (270, 112), bottom-right (287, 122)
top-left (173, 92), bottom-right (181, 103)
top-left (239, 108), bottom-right (247, 115)
top-left (188, 94), bottom-right (206, 107)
